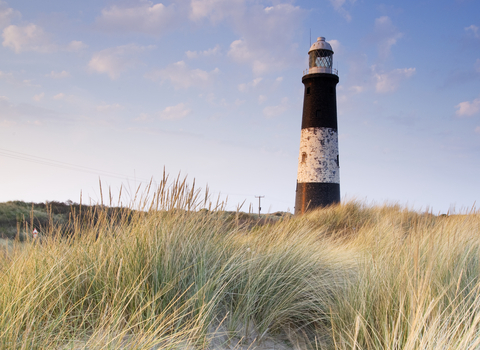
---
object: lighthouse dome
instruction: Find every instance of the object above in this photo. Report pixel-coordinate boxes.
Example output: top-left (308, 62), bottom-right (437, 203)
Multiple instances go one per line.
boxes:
top-left (308, 37), bottom-right (333, 54)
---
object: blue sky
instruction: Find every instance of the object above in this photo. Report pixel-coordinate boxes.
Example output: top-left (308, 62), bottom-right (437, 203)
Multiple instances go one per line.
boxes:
top-left (0, 0), bottom-right (479, 214)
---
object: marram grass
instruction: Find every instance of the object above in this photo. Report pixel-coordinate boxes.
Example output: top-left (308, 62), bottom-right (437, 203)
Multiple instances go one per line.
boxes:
top-left (1, 179), bottom-right (480, 349)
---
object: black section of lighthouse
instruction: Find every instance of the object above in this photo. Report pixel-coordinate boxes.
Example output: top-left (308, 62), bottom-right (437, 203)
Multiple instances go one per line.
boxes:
top-left (295, 37), bottom-right (340, 215)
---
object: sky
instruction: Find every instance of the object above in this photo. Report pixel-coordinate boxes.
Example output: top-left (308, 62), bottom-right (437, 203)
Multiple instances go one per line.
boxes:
top-left (0, 0), bottom-right (479, 214)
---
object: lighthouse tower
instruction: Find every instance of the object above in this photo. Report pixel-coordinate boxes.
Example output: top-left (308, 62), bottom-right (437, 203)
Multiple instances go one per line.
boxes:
top-left (295, 37), bottom-right (340, 214)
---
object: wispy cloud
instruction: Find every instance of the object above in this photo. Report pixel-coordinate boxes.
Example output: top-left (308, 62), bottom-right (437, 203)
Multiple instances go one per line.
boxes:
top-left (263, 97), bottom-right (288, 118)
top-left (159, 103), bottom-right (191, 120)
top-left (2, 22), bottom-right (83, 54)
top-left (96, 103), bottom-right (124, 113)
top-left (189, 0), bottom-right (244, 22)
top-left (66, 40), bottom-right (87, 52)
top-left (186, 44), bottom-right (220, 59)
top-left (0, 1), bottom-right (20, 29)
top-left (97, 1), bottom-right (177, 35)
top-left (147, 61), bottom-right (219, 89)
top-left (47, 70), bottom-right (71, 79)
top-left (456, 95), bottom-right (480, 117)
top-left (192, 2), bottom-right (305, 75)
top-left (328, 39), bottom-right (342, 55)
top-left (33, 92), bottom-right (45, 101)
top-left (465, 25), bottom-right (479, 38)
top-left (238, 77), bottom-right (262, 92)
top-left (185, 1), bottom-right (307, 74)
top-left (373, 16), bottom-right (403, 60)
top-left (328, 0), bottom-right (356, 21)
top-left (374, 67), bottom-right (415, 93)
top-left (89, 44), bottom-right (153, 79)
top-left (349, 85), bottom-right (365, 94)
top-left (2, 24), bottom-right (56, 53)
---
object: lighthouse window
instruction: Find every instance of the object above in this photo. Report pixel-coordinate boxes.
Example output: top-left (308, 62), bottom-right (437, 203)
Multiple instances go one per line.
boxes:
top-left (306, 87), bottom-right (310, 94)
top-left (309, 50), bottom-right (333, 68)
top-left (301, 152), bottom-right (307, 163)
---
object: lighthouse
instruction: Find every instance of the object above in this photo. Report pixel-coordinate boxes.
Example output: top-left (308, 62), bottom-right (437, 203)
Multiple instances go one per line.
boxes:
top-left (295, 37), bottom-right (340, 214)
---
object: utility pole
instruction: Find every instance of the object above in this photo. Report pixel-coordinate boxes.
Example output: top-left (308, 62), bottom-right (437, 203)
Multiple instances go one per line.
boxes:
top-left (255, 196), bottom-right (264, 217)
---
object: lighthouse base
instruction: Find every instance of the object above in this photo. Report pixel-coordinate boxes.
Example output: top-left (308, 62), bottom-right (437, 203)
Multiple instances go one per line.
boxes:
top-left (294, 182), bottom-right (340, 215)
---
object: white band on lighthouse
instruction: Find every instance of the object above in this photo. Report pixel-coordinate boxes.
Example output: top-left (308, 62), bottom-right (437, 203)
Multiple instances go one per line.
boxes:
top-left (297, 127), bottom-right (339, 184)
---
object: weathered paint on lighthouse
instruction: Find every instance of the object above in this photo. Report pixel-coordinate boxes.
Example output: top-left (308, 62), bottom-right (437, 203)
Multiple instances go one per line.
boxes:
top-left (295, 37), bottom-right (340, 214)
top-left (297, 127), bottom-right (339, 183)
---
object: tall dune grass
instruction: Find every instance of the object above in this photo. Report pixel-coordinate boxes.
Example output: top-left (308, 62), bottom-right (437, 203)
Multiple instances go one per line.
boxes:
top-left (1, 177), bottom-right (479, 349)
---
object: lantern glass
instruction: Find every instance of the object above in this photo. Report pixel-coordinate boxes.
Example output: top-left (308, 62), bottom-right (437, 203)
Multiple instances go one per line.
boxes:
top-left (309, 50), bottom-right (333, 69)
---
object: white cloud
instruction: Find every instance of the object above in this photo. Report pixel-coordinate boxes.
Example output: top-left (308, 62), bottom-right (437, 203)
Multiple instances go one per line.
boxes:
top-left (197, 92), bottom-right (229, 107)
top-left (258, 95), bottom-right (267, 104)
top-left (189, 2), bottom-right (305, 74)
top-left (47, 70), bottom-right (70, 79)
top-left (67, 40), bottom-right (87, 52)
top-left (374, 67), bottom-right (415, 93)
top-left (148, 61), bottom-right (219, 89)
top-left (228, 39), bottom-right (273, 75)
top-left (475, 126), bottom-right (480, 134)
top-left (189, 0), bottom-right (244, 22)
top-left (465, 25), bottom-right (479, 38)
top-left (97, 103), bottom-right (124, 113)
top-left (234, 98), bottom-right (245, 107)
top-left (263, 97), bottom-right (288, 118)
top-left (455, 96), bottom-right (480, 117)
top-left (237, 83), bottom-right (247, 93)
top-left (0, 93), bottom-right (59, 125)
top-left (328, 0), bottom-right (356, 21)
top-left (238, 77), bottom-right (262, 92)
top-left (97, 1), bottom-right (177, 35)
top-left (89, 44), bottom-right (151, 79)
top-left (186, 44), bottom-right (220, 59)
top-left (23, 79), bottom-right (41, 88)
top-left (53, 93), bottom-right (65, 100)
top-left (203, 92), bottom-right (216, 104)
top-left (33, 92), bottom-right (44, 101)
top-left (374, 16), bottom-right (403, 60)
top-left (252, 77), bottom-right (262, 86)
top-left (225, 3), bottom-right (304, 74)
top-left (475, 58), bottom-right (480, 73)
top-left (159, 103), bottom-right (191, 120)
top-left (0, 71), bottom-right (43, 88)
top-left (2, 24), bottom-right (55, 53)
top-left (135, 113), bottom-right (151, 122)
top-left (329, 39), bottom-right (342, 55)
top-left (0, 1), bottom-right (20, 29)
top-left (349, 85), bottom-right (365, 94)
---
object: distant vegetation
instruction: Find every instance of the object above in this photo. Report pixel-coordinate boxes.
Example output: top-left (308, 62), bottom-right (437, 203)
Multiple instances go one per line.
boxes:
top-left (0, 200), bottom-right (135, 240)
top-left (1, 178), bottom-right (479, 349)
top-left (0, 200), bottom-right (288, 241)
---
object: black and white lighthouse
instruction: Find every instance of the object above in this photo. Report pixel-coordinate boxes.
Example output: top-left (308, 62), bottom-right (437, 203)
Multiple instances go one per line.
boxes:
top-left (295, 37), bottom-right (340, 215)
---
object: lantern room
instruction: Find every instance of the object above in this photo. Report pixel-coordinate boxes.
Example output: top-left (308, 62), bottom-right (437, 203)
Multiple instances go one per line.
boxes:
top-left (306, 37), bottom-right (337, 76)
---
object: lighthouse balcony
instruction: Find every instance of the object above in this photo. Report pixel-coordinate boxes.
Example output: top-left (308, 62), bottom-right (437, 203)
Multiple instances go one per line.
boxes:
top-left (303, 67), bottom-right (338, 76)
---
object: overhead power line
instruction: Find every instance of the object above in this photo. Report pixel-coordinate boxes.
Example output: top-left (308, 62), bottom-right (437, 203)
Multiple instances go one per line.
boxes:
top-left (0, 147), bottom-right (150, 182)
top-left (0, 148), bottom-right (293, 210)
